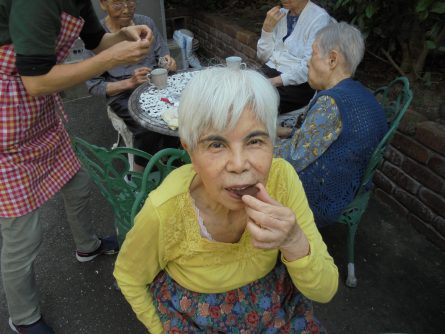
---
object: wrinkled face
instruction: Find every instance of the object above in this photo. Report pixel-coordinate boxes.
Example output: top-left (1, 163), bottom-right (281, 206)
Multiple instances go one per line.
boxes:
top-left (101, 0), bottom-right (135, 27)
top-left (189, 107), bottom-right (273, 211)
top-left (308, 42), bottom-right (330, 90)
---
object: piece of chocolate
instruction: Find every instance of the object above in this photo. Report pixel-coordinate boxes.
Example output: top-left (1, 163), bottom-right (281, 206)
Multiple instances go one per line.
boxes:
top-left (234, 185), bottom-right (259, 197)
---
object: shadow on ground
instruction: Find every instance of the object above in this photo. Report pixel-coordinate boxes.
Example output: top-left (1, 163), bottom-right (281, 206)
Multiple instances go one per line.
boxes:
top-left (0, 95), bottom-right (444, 334)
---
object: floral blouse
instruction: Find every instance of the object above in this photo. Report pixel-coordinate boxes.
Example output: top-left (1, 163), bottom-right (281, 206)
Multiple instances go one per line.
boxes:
top-left (274, 95), bottom-right (342, 172)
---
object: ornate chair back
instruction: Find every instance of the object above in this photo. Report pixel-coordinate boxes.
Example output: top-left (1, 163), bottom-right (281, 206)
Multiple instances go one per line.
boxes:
top-left (72, 137), bottom-right (190, 245)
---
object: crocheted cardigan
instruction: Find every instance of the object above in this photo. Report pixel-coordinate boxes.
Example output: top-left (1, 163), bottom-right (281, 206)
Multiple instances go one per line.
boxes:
top-left (298, 78), bottom-right (388, 227)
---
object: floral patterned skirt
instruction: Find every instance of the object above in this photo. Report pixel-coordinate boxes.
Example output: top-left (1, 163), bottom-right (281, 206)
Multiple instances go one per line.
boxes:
top-left (150, 263), bottom-right (326, 333)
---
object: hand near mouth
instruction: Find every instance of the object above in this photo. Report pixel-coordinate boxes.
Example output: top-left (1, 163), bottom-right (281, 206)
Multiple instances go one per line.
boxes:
top-left (242, 183), bottom-right (310, 261)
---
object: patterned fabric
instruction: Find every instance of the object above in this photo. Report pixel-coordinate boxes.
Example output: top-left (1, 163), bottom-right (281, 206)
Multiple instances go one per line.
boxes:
top-left (150, 263), bottom-right (327, 334)
top-left (0, 12), bottom-right (84, 217)
top-left (296, 78), bottom-right (388, 227)
top-left (274, 95), bottom-right (342, 172)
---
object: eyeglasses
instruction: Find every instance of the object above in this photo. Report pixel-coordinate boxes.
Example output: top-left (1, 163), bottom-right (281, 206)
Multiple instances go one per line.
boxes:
top-left (109, 1), bottom-right (136, 11)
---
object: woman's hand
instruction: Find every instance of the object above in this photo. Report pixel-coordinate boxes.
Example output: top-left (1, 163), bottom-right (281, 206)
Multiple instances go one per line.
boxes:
top-left (129, 67), bottom-right (151, 89)
top-left (163, 55), bottom-right (177, 72)
top-left (243, 183), bottom-right (310, 261)
top-left (121, 25), bottom-right (153, 42)
top-left (262, 6), bottom-right (286, 32)
top-left (277, 126), bottom-right (293, 139)
top-left (105, 39), bottom-right (152, 67)
top-left (269, 75), bottom-right (283, 87)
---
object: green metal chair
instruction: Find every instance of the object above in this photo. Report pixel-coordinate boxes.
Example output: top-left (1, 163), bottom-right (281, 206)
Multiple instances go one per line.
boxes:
top-left (72, 137), bottom-right (190, 246)
top-left (337, 76), bottom-right (413, 287)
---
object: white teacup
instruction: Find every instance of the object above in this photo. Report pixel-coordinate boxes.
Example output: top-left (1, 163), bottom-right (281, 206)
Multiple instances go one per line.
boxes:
top-left (226, 56), bottom-right (247, 70)
top-left (147, 68), bottom-right (168, 89)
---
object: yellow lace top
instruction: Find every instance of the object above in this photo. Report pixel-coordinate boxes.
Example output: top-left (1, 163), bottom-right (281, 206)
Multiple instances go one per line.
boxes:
top-left (114, 158), bottom-right (338, 333)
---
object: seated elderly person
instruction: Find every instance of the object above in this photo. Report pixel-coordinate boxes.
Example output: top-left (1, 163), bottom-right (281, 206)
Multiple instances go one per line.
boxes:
top-left (114, 67), bottom-right (338, 333)
top-left (257, 0), bottom-right (331, 114)
top-left (86, 0), bottom-right (177, 171)
top-left (275, 22), bottom-right (388, 227)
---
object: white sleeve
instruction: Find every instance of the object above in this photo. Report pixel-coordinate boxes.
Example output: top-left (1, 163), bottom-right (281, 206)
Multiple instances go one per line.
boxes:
top-left (281, 13), bottom-right (332, 86)
top-left (256, 29), bottom-right (275, 63)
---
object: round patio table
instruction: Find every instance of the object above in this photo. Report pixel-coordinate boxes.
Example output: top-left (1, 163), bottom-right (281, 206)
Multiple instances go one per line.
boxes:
top-left (128, 68), bottom-right (207, 137)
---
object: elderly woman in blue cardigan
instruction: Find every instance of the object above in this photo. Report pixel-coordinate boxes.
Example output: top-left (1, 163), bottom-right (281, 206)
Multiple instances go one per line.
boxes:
top-left (275, 22), bottom-right (388, 227)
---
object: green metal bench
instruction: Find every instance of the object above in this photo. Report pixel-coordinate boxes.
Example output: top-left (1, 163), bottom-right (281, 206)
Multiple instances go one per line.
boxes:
top-left (337, 76), bottom-right (413, 287)
top-left (72, 137), bottom-right (190, 246)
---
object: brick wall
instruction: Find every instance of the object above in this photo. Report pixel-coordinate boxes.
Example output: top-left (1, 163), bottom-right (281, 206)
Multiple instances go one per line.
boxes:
top-left (189, 14), bottom-right (260, 67)
top-left (374, 110), bottom-right (445, 250)
top-left (166, 10), bottom-right (261, 67)
top-left (166, 10), bottom-right (445, 250)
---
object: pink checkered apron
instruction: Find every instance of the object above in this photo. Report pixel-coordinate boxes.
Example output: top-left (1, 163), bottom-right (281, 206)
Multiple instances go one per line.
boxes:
top-left (0, 12), bottom-right (85, 217)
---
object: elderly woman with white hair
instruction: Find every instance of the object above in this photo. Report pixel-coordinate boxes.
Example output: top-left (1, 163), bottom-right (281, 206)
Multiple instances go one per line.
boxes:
top-left (275, 22), bottom-right (388, 227)
top-left (114, 67), bottom-right (338, 333)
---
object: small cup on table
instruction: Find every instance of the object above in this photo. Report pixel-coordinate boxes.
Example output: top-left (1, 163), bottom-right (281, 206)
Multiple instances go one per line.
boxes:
top-left (226, 56), bottom-right (247, 70)
top-left (147, 68), bottom-right (168, 89)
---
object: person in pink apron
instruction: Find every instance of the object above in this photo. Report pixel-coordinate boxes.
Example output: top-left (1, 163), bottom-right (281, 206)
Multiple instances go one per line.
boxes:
top-left (0, 1), bottom-right (153, 333)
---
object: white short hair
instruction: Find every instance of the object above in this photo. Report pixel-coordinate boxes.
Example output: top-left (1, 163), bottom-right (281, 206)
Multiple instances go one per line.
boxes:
top-left (178, 67), bottom-right (279, 150)
top-left (315, 21), bottom-right (365, 75)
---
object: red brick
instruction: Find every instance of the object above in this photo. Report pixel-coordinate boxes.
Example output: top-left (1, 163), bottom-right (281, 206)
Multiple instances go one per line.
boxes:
top-left (384, 145), bottom-right (405, 166)
top-left (236, 30), bottom-right (256, 47)
top-left (381, 161), bottom-right (420, 194)
top-left (222, 33), bottom-right (234, 47)
top-left (428, 155), bottom-right (445, 179)
top-left (433, 215), bottom-right (445, 236)
top-left (221, 22), bottom-right (239, 38)
top-left (415, 121), bottom-right (445, 155)
top-left (398, 109), bottom-right (428, 135)
top-left (418, 187), bottom-right (445, 216)
top-left (408, 214), bottom-right (445, 252)
top-left (374, 189), bottom-right (409, 218)
top-left (393, 188), bottom-right (436, 223)
top-left (374, 170), bottom-right (395, 194)
top-left (200, 14), bottom-right (219, 27)
top-left (391, 133), bottom-right (430, 164)
top-left (402, 158), bottom-right (444, 193)
top-left (248, 34), bottom-right (259, 50)
top-left (240, 45), bottom-right (257, 61)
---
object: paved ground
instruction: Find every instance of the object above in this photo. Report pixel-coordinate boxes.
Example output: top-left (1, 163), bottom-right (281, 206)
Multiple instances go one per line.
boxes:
top-left (1, 95), bottom-right (444, 334)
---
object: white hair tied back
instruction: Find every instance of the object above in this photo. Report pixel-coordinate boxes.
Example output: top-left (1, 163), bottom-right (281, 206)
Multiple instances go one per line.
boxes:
top-left (178, 67), bottom-right (279, 150)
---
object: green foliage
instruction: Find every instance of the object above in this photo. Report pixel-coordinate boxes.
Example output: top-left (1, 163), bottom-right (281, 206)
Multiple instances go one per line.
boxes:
top-left (333, 0), bottom-right (445, 77)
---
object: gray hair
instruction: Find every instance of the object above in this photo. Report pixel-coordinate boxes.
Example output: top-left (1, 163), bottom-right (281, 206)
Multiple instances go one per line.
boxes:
top-left (315, 21), bottom-right (365, 75)
top-left (178, 67), bottom-right (279, 150)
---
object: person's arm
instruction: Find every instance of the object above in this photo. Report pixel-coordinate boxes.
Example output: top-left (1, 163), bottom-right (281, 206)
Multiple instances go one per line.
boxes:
top-left (92, 25), bottom-right (150, 53)
top-left (257, 6), bottom-right (286, 63)
top-left (21, 31), bottom-right (152, 97)
top-left (242, 160), bottom-right (338, 303)
top-left (114, 198), bottom-right (165, 334)
top-left (10, 0), bottom-right (153, 97)
top-left (105, 67), bottom-right (151, 97)
top-left (279, 161), bottom-right (338, 302)
top-left (289, 95), bottom-right (342, 172)
top-left (280, 13), bottom-right (331, 86)
top-left (269, 75), bottom-right (283, 87)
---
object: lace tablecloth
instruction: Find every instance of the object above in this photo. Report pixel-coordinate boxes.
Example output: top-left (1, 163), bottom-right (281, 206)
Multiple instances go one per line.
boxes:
top-left (128, 70), bottom-right (201, 137)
